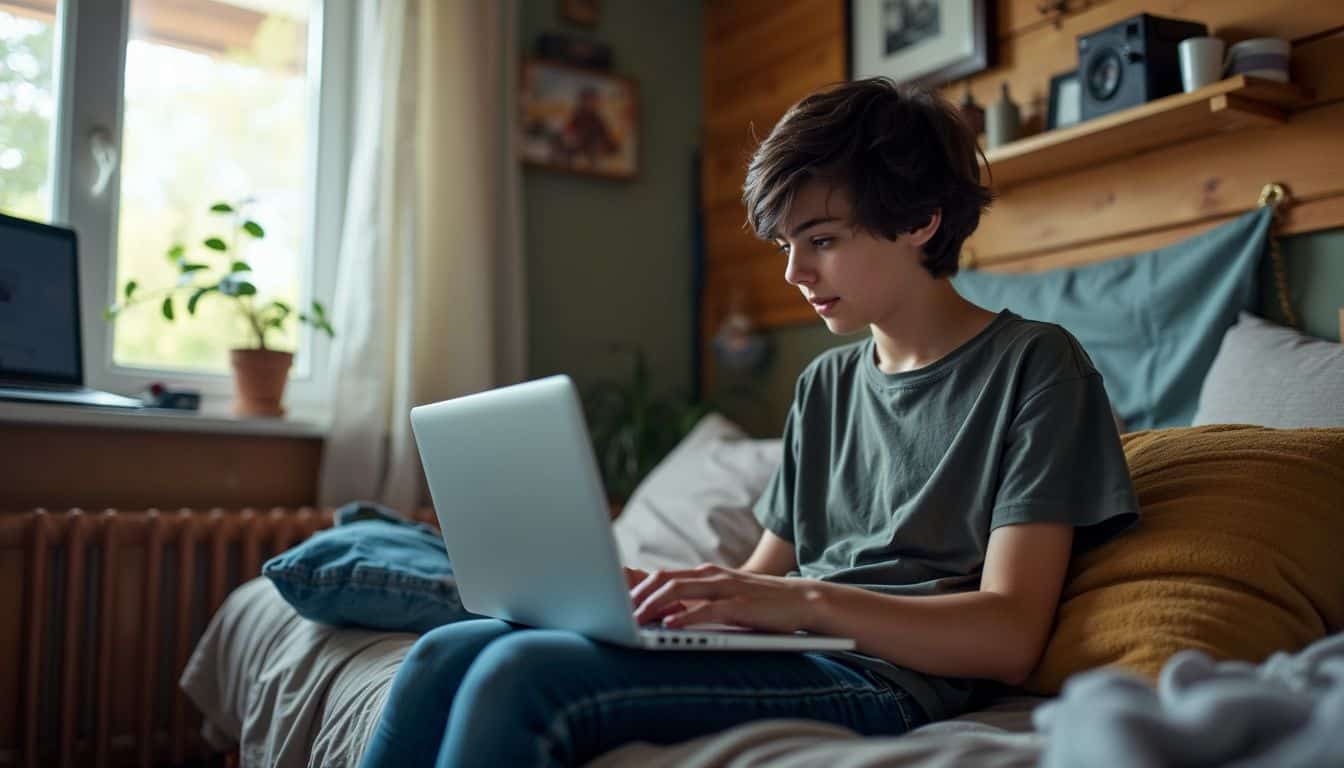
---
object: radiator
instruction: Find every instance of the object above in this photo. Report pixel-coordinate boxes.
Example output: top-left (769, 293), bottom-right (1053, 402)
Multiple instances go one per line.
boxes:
top-left (0, 508), bottom-right (341, 768)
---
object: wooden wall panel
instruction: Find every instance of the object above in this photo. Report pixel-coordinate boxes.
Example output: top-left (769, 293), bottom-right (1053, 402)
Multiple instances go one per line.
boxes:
top-left (705, 0), bottom-right (843, 100)
top-left (985, 194), bottom-right (1344, 274)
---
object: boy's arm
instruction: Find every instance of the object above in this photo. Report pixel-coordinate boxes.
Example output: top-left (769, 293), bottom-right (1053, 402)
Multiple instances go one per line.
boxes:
top-left (632, 523), bottom-right (1072, 684)
top-left (808, 521), bottom-right (1073, 686)
top-left (739, 529), bottom-right (797, 576)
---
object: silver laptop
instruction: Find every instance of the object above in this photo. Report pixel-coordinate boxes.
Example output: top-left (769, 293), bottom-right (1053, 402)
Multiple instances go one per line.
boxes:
top-left (0, 212), bottom-right (142, 409)
top-left (409, 375), bottom-right (855, 652)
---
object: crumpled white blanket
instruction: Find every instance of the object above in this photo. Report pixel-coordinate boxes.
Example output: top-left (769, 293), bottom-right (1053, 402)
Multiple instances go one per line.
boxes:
top-left (1034, 632), bottom-right (1344, 768)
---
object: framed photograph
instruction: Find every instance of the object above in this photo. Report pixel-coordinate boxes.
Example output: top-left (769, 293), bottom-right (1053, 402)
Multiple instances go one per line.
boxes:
top-left (560, 0), bottom-right (600, 26)
top-left (1046, 70), bottom-right (1081, 130)
top-left (519, 59), bottom-right (638, 180)
top-left (850, 0), bottom-right (992, 89)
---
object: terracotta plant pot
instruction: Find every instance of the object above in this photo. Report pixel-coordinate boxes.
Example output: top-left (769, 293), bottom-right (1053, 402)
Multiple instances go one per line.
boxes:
top-left (229, 349), bottom-right (293, 418)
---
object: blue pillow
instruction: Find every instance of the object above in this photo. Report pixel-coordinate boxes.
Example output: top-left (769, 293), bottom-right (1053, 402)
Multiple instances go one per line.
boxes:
top-left (953, 208), bottom-right (1268, 430)
top-left (263, 501), bottom-right (479, 633)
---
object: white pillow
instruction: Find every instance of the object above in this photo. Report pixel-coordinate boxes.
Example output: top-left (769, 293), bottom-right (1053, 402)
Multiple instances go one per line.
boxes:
top-left (1193, 312), bottom-right (1344, 427)
top-left (612, 413), bottom-right (782, 571)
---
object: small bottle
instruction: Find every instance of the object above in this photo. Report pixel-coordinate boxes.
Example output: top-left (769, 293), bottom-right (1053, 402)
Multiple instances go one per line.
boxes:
top-left (958, 81), bottom-right (985, 137)
top-left (985, 81), bottom-right (1021, 149)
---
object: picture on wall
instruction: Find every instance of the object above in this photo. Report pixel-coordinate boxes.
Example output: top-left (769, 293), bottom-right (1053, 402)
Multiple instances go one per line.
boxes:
top-left (850, 0), bottom-right (991, 89)
top-left (520, 59), bottom-right (638, 180)
top-left (560, 0), bottom-right (601, 26)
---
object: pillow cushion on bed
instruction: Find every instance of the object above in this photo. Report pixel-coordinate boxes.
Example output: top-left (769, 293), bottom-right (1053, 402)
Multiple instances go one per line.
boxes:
top-left (1023, 425), bottom-right (1344, 695)
top-left (1193, 312), bottom-right (1344, 427)
top-left (263, 501), bottom-right (478, 633)
top-left (612, 413), bottom-right (779, 571)
top-left (952, 207), bottom-right (1268, 430)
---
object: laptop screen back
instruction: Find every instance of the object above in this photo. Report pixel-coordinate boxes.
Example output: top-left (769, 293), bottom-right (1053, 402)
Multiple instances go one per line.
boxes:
top-left (0, 213), bottom-right (83, 385)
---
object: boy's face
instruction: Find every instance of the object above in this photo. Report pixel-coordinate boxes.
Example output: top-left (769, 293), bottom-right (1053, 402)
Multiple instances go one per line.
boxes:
top-left (773, 178), bottom-right (936, 335)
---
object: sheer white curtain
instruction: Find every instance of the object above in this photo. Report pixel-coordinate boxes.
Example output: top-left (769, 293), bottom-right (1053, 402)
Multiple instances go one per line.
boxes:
top-left (318, 0), bottom-right (525, 511)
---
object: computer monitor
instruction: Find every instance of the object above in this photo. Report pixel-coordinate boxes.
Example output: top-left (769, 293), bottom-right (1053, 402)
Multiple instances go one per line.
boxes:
top-left (0, 211), bottom-right (85, 387)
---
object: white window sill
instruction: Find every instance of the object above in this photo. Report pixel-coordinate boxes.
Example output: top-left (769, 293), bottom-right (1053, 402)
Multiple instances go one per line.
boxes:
top-left (0, 397), bottom-right (329, 438)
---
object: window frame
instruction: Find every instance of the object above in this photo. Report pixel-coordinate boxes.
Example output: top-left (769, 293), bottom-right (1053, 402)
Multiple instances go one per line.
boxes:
top-left (48, 0), bottom-right (354, 415)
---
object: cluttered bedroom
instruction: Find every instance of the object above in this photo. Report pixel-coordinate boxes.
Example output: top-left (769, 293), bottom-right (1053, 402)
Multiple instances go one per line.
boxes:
top-left (2, 0), bottom-right (1342, 766)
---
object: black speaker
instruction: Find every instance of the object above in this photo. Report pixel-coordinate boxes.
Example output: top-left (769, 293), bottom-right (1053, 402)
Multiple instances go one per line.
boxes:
top-left (1078, 14), bottom-right (1208, 122)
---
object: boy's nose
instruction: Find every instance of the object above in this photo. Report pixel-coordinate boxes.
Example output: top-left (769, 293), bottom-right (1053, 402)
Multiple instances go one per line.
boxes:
top-left (784, 254), bottom-right (812, 287)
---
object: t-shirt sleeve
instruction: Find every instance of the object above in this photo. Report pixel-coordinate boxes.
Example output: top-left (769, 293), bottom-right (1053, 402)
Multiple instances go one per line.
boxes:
top-left (990, 372), bottom-right (1139, 550)
top-left (753, 399), bottom-right (800, 543)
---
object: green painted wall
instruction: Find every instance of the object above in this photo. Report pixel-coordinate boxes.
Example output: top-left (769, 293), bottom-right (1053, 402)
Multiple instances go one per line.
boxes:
top-left (716, 230), bottom-right (1344, 438)
top-left (520, 0), bottom-right (702, 401)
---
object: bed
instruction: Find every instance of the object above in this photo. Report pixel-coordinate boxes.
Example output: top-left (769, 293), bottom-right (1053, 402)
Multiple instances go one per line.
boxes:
top-left (180, 187), bottom-right (1344, 766)
top-left (183, 576), bottom-right (1049, 767)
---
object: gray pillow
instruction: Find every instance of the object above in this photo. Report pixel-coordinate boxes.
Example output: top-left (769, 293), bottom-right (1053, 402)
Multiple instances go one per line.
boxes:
top-left (1193, 312), bottom-right (1344, 428)
top-left (612, 413), bottom-right (781, 571)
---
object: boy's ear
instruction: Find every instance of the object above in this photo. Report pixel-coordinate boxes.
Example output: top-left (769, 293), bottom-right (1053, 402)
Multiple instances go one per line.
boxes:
top-left (906, 210), bottom-right (942, 248)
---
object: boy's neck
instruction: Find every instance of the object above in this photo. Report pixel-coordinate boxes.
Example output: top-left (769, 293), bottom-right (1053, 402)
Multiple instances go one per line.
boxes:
top-left (869, 282), bottom-right (998, 375)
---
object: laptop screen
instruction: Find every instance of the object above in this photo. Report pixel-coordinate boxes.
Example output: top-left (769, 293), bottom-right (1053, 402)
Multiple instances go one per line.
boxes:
top-left (0, 213), bottom-right (83, 386)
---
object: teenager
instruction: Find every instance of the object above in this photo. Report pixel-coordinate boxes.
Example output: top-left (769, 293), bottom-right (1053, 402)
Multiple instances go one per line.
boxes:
top-left (359, 78), bottom-right (1137, 768)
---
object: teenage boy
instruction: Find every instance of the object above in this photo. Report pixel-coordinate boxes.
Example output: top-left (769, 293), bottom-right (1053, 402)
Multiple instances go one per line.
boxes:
top-left (360, 79), bottom-right (1136, 768)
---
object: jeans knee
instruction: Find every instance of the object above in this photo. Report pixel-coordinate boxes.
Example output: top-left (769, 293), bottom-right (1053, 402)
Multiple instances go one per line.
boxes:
top-left (401, 618), bottom-right (515, 688)
top-left (459, 631), bottom-right (588, 705)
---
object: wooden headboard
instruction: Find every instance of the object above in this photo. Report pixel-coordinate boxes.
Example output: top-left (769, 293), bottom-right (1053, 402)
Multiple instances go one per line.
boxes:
top-left (700, 0), bottom-right (1344, 386)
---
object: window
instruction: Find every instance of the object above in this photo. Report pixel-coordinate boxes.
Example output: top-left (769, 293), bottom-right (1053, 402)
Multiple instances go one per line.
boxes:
top-left (0, 1), bottom-right (60, 222)
top-left (0, 0), bottom-right (352, 410)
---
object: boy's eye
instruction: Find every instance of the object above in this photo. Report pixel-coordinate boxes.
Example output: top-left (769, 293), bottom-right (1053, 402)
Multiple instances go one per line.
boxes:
top-left (775, 241), bottom-right (790, 255)
top-left (811, 237), bottom-right (833, 249)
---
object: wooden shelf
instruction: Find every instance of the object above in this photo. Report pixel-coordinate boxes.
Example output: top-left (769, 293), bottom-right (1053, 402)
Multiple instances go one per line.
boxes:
top-left (981, 76), bottom-right (1314, 189)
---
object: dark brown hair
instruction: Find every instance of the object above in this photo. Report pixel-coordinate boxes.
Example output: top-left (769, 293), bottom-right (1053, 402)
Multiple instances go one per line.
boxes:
top-left (742, 77), bottom-right (993, 278)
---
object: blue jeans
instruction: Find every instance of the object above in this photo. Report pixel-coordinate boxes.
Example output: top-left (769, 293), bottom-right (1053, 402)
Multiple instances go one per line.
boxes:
top-left (358, 618), bottom-right (929, 768)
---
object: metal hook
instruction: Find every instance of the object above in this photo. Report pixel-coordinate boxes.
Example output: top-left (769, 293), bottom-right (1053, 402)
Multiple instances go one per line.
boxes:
top-left (1257, 182), bottom-right (1288, 210)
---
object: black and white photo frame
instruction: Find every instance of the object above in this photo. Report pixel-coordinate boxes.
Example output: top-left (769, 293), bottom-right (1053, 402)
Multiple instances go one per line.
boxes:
top-left (850, 0), bottom-right (992, 89)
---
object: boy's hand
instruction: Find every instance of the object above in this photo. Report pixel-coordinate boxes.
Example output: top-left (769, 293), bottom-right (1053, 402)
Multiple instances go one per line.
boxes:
top-left (622, 566), bottom-right (649, 590)
top-left (625, 566), bottom-right (707, 622)
top-left (629, 563), bottom-right (819, 634)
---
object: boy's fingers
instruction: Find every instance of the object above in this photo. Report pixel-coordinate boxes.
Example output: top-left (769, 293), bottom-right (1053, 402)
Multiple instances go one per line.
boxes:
top-left (635, 579), bottom-right (738, 621)
top-left (661, 601), bottom-right (721, 628)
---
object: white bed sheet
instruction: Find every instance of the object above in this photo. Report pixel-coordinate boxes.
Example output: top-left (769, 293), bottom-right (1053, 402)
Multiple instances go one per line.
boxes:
top-left (180, 577), bottom-right (416, 768)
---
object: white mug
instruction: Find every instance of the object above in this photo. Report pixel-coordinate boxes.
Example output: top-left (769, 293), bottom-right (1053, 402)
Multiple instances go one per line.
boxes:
top-left (1179, 36), bottom-right (1225, 92)
top-left (1224, 37), bottom-right (1291, 82)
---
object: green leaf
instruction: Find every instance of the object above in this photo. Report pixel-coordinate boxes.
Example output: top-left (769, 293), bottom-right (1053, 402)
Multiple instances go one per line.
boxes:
top-left (166, 243), bottom-right (185, 262)
top-left (161, 296), bottom-right (175, 321)
top-left (271, 300), bottom-right (291, 314)
top-left (187, 286), bottom-right (215, 315)
top-left (210, 202), bottom-right (235, 213)
top-left (123, 280), bottom-right (137, 300)
top-left (204, 237), bottom-right (228, 251)
top-left (230, 261), bottom-right (251, 273)
top-left (242, 220), bottom-right (265, 238)
top-left (180, 262), bottom-right (209, 273)
top-left (104, 305), bottom-right (120, 320)
top-left (234, 281), bottom-right (257, 296)
top-left (312, 300), bottom-right (327, 318)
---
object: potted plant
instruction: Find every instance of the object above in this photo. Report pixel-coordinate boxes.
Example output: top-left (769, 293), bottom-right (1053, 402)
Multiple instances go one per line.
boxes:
top-left (583, 348), bottom-right (710, 507)
top-left (106, 199), bottom-right (334, 417)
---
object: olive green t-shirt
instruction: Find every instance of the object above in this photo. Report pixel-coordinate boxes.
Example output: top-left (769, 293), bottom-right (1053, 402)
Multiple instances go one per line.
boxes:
top-left (754, 310), bottom-right (1138, 722)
